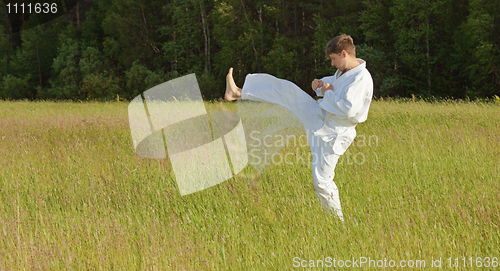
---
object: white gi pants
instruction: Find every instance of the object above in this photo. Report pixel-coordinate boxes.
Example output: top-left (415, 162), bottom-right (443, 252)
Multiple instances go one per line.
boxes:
top-left (241, 74), bottom-right (344, 220)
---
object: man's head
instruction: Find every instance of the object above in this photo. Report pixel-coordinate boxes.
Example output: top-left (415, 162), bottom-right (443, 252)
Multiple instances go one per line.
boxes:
top-left (325, 34), bottom-right (357, 71)
top-left (325, 34), bottom-right (356, 56)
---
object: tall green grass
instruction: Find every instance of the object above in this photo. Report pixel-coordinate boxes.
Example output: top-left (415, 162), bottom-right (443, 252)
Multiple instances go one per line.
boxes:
top-left (0, 99), bottom-right (499, 269)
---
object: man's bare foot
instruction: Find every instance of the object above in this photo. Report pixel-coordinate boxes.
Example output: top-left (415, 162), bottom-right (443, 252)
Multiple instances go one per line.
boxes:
top-left (225, 67), bottom-right (242, 101)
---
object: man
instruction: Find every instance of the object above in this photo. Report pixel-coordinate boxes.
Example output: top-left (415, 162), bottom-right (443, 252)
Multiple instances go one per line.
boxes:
top-left (225, 34), bottom-right (373, 221)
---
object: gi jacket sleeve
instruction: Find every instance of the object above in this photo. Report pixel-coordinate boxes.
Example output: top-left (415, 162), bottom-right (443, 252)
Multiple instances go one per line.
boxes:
top-left (315, 75), bottom-right (337, 97)
top-left (318, 72), bottom-right (371, 122)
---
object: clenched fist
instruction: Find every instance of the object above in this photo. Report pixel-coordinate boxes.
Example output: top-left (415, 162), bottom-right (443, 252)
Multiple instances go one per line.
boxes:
top-left (311, 79), bottom-right (324, 90)
top-left (321, 83), bottom-right (334, 95)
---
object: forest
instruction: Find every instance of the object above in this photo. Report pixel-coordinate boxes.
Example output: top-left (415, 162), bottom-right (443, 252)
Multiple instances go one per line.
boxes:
top-left (0, 0), bottom-right (499, 101)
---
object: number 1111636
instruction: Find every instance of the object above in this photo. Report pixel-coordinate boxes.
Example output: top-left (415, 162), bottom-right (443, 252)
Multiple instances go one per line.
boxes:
top-left (6, 3), bottom-right (58, 14)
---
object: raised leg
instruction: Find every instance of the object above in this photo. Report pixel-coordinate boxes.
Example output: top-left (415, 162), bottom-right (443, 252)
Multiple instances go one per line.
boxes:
top-left (240, 73), bottom-right (324, 131)
top-left (225, 67), bottom-right (242, 101)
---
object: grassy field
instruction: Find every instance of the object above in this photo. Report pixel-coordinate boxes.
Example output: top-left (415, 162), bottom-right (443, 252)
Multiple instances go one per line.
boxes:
top-left (0, 99), bottom-right (499, 270)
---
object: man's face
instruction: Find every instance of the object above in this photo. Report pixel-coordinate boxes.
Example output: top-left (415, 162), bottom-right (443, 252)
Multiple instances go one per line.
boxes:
top-left (329, 51), bottom-right (347, 71)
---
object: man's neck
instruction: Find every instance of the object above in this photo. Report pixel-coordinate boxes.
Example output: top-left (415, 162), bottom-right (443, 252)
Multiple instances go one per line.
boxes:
top-left (341, 57), bottom-right (360, 74)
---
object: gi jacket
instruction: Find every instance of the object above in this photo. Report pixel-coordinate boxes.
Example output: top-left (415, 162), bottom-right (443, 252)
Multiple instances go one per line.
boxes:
top-left (313, 59), bottom-right (373, 155)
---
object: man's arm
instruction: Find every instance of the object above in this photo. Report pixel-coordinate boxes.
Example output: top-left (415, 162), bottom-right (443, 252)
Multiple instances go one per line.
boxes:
top-left (319, 73), bottom-right (372, 120)
top-left (311, 78), bottom-right (325, 97)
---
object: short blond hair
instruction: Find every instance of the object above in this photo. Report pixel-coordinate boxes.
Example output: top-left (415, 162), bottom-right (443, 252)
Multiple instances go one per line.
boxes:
top-left (325, 34), bottom-right (356, 57)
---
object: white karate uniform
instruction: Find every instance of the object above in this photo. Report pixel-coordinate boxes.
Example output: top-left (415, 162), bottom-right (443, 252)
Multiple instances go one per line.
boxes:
top-left (240, 59), bottom-right (373, 220)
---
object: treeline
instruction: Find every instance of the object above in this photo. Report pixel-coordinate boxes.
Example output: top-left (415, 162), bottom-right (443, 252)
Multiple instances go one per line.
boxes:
top-left (0, 0), bottom-right (498, 101)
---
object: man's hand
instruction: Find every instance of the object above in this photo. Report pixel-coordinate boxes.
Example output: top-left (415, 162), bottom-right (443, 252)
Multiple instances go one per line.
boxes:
top-left (311, 79), bottom-right (324, 90)
top-left (321, 83), bottom-right (334, 95)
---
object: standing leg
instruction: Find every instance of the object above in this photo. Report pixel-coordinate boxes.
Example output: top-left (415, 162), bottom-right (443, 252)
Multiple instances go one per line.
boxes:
top-left (306, 128), bottom-right (344, 221)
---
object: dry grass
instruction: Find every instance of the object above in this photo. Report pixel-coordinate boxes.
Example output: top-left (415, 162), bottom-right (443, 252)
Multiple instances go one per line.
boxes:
top-left (0, 99), bottom-right (499, 270)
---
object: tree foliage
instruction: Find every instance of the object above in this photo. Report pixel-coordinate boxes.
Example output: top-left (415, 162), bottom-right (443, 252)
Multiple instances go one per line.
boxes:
top-left (0, 0), bottom-right (498, 101)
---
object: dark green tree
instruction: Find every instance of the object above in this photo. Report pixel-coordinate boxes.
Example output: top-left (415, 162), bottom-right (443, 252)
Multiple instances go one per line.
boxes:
top-left (47, 25), bottom-right (82, 100)
top-left (455, 0), bottom-right (500, 98)
top-left (8, 20), bottom-right (64, 99)
top-left (78, 46), bottom-right (120, 100)
top-left (0, 25), bottom-right (14, 98)
top-left (99, 0), bottom-right (164, 71)
top-left (360, 0), bottom-right (397, 97)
